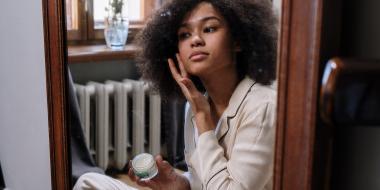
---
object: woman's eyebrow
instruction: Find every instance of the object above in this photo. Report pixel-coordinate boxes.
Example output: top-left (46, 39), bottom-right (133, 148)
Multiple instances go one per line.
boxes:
top-left (180, 16), bottom-right (222, 28)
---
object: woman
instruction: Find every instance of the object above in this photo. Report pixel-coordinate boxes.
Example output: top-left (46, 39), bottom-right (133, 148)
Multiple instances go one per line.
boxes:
top-left (74, 0), bottom-right (277, 189)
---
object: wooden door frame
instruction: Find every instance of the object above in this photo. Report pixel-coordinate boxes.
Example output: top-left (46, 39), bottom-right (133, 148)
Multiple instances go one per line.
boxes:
top-left (42, 0), bottom-right (71, 189)
top-left (42, 0), bottom-right (324, 189)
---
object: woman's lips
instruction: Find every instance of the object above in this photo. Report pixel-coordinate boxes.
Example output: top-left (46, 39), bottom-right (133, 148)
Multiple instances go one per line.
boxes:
top-left (189, 52), bottom-right (209, 62)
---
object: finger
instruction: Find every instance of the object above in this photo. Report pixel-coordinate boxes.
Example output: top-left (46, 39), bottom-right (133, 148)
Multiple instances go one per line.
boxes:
top-left (127, 161), bottom-right (135, 180)
top-left (155, 155), bottom-right (165, 170)
top-left (180, 78), bottom-right (201, 97)
top-left (128, 168), bottom-right (138, 182)
top-left (168, 58), bottom-right (199, 103)
top-left (176, 82), bottom-right (194, 106)
top-left (179, 78), bottom-right (207, 112)
top-left (157, 160), bottom-right (172, 172)
top-left (135, 179), bottom-right (145, 187)
top-left (155, 154), bottom-right (163, 162)
top-left (168, 58), bottom-right (182, 82)
top-left (128, 160), bottom-right (132, 171)
top-left (136, 179), bottom-right (158, 189)
top-left (180, 78), bottom-right (192, 91)
top-left (155, 154), bottom-right (164, 168)
top-left (135, 180), bottom-right (148, 188)
top-left (155, 155), bottom-right (173, 173)
top-left (161, 160), bottom-right (172, 170)
top-left (176, 53), bottom-right (188, 78)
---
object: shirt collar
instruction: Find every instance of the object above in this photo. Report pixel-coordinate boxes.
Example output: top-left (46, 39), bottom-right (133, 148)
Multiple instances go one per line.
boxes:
top-left (190, 76), bottom-right (256, 141)
top-left (215, 76), bottom-right (255, 141)
top-left (225, 76), bottom-right (256, 118)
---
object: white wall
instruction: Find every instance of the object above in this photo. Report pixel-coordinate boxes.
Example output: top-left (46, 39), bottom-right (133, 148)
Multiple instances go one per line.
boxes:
top-left (0, 0), bottom-right (52, 190)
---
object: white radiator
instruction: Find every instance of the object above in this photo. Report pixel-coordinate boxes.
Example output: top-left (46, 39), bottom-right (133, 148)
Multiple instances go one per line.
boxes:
top-left (74, 79), bottom-right (161, 170)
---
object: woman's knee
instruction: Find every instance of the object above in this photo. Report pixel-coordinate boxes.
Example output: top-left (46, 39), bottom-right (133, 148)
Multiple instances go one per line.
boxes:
top-left (73, 172), bottom-right (106, 190)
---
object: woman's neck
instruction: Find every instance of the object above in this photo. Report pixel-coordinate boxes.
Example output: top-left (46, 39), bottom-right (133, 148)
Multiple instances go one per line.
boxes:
top-left (199, 66), bottom-right (239, 122)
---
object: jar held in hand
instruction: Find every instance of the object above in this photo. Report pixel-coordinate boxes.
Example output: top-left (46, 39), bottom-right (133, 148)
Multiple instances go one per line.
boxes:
top-left (131, 153), bottom-right (158, 180)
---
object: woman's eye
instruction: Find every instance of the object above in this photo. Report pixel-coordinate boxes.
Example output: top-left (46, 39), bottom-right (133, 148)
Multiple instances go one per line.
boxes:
top-left (204, 27), bottom-right (216, 33)
top-left (178, 32), bottom-right (191, 40)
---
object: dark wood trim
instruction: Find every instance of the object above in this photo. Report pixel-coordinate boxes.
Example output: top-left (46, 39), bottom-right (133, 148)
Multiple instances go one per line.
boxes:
top-left (42, 0), bottom-right (71, 189)
top-left (68, 44), bottom-right (139, 63)
top-left (67, 0), bottom-right (87, 41)
top-left (319, 57), bottom-right (380, 125)
top-left (67, 29), bottom-right (82, 40)
top-left (143, 0), bottom-right (156, 20)
top-left (274, 0), bottom-right (324, 189)
top-left (319, 57), bottom-right (343, 125)
top-left (86, 0), bottom-right (95, 40)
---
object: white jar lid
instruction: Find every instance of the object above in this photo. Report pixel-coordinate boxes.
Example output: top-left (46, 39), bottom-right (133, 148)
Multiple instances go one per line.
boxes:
top-left (132, 153), bottom-right (158, 180)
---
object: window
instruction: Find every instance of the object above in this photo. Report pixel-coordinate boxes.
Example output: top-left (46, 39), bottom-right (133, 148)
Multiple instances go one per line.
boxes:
top-left (66, 0), bottom-right (159, 44)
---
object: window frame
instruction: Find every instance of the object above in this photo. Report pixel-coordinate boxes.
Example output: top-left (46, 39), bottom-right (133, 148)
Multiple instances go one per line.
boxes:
top-left (66, 0), bottom-right (87, 41)
top-left (67, 0), bottom-right (157, 44)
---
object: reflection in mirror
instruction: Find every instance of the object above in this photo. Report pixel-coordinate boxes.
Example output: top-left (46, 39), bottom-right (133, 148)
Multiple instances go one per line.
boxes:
top-left (65, 0), bottom-right (281, 189)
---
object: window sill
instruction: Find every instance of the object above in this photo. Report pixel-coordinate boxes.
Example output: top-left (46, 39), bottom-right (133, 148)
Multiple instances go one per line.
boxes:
top-left (68, 44), bottom-right (139, 63)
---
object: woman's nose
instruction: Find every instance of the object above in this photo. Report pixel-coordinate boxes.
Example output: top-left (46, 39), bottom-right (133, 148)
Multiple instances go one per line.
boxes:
top-left (191, 34), bottom-right (205, 47)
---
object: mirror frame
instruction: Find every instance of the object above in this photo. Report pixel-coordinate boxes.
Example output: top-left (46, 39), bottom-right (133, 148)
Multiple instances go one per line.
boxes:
top-left (42, 0), bottom-right (71, 189)
top-left (274, 0), bottom-right (323, 189)
top-left (42, 0), bottom-right (324, 189)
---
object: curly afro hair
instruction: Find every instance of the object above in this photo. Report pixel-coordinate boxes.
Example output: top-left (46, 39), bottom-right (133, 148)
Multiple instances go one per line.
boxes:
top-left (135, 0), bottom-right (278, 100)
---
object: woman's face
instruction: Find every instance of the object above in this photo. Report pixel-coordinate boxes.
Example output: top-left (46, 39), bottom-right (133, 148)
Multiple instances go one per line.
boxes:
top-left (177, 2), bottom-right (238, 78)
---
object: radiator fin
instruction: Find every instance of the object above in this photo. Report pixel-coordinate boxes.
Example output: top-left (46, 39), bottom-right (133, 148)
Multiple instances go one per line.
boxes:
top-left (75, 79), bottom-right (161, 170)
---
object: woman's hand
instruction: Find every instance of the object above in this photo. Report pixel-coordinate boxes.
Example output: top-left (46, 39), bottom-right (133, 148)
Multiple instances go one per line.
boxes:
top-left (128, 155), bottom-right (190, 190)
top-left (168, 54), bottom-right (215, 134)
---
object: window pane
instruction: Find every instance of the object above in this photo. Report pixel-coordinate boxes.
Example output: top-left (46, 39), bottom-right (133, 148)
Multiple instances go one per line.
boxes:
top-left (66, 0), bottom-right (79, 30)
top-left (94, 0), bottom-right (141, 29)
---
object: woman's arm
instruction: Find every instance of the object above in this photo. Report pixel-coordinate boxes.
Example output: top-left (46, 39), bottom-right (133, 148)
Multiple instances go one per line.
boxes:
top-left (128, 155), bottom-right (191, 190)
top-left (168, 55), bottom-right (276, 189)
top-left (196, 102), bottom-right (276, 190)
top-left (167, 55), bottom-right (215, 134)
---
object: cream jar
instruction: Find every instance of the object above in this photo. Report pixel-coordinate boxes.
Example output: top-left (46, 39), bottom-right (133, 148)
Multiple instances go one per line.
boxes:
top-left (132, 153), bottom-right (158, 180)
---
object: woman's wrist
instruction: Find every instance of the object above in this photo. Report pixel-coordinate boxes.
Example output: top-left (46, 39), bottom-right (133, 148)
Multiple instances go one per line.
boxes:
top-left (194, 112), bottom-right (214, 135)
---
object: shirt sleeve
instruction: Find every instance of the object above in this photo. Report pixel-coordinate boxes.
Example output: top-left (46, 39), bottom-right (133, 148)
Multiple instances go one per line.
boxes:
top-left (196, 102), bottom-right (276, 190)
top-left (182, 171), bottom-right (202, 190)
top-left (183, 102), bottom-right (203, 190)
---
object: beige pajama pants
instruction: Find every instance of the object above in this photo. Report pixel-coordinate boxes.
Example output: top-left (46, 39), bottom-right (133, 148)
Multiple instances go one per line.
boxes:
top-left (73, 172), bottom-right (138, 190)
